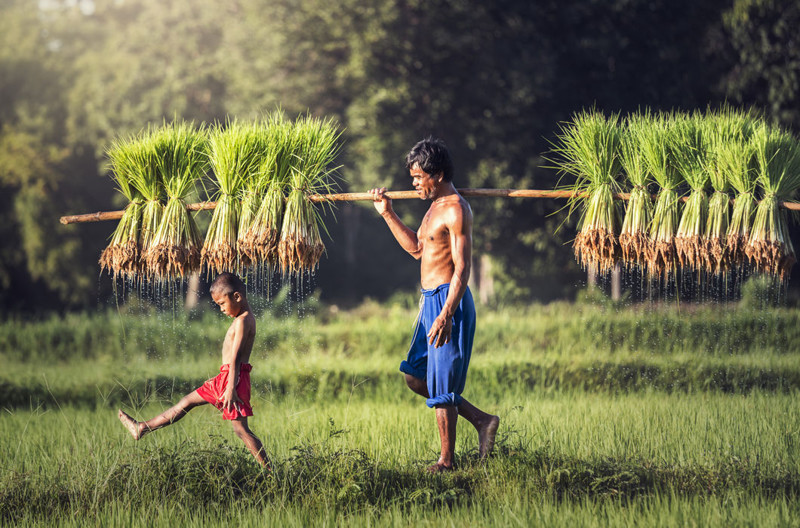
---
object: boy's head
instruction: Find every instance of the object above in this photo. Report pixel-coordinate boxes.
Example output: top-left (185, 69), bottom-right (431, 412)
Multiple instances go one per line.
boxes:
top-left (405, 137), bottom-right (454, 183)
top-left (210, 273), bottom-right (247, 317)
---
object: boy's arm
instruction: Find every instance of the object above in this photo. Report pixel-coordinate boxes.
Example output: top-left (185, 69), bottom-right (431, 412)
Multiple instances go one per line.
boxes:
top-left (221, 316), bottom-right (252, 412)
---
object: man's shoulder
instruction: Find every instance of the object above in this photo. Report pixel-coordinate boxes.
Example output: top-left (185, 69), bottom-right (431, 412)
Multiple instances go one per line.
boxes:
top-left (439, 196), bottom-right (472, 223)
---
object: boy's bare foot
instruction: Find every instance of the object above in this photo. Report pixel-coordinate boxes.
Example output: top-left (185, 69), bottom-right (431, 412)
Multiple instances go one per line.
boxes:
top-left (426, 462), bottom-right (454, 473)
top-left (118, 410), bottom-right (143, 440)
top-left (478, 415), bottom-right (500, 459)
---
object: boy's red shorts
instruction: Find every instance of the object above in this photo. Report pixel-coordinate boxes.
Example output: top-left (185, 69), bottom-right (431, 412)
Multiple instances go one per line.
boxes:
top-left (196, 363), bottom-right (253, 420)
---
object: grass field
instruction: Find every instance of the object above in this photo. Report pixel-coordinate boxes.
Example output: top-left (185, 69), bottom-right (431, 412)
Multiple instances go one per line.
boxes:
top-left (2, 296), bottom-right (800, 526)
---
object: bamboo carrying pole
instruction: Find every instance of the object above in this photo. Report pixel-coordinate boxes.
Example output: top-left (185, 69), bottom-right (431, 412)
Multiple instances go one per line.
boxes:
top-left (59, 188), bottom-right (800, 225)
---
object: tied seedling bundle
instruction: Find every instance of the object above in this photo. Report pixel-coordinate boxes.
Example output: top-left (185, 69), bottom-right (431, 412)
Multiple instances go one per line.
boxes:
top-left (99, 134), bottom-right (145, 279)
top-left (554, 110), bottom-right (623, 275)
top-left (746, 124), bottom-right (800, 280)
top-left (702, 108), bottom-right (753, 275)
top-left (278, 115), bottom-right (342, 274)
top-left (143, 121), bottom-right (209, 280)
top-left (235, 120), bottom-right (273, 269)
top-left (201, 120), bottom-right (264, 275)
top-left (672, 113), bottom-right (710, 272)
top-left (642, 113), bottom-right (682, 278)
top-left (240, 114), bottom-right (298, 269)
top-left (551, 107), bottom-right (800, 281)
top-left (724, 117), bottom-right (758, 268)
top-left (618, 112), bottom-right (653, 269)
top-left (124, 126), bottom-right (165, 281)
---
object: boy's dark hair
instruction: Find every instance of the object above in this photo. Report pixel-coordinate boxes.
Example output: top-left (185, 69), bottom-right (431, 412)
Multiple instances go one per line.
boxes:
top-left (405, 137), bottom-right (454, 182)
top-left (209, 273), bottom-right (246, 297)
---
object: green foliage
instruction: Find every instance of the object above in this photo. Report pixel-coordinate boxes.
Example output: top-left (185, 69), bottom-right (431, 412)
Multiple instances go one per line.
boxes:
top-left (0, 0), bottom-right (788, 311)
top-left (740, 274), bottom-right (783, 310)
top-left (0, 126), bottom-right (93, 305)
top-left (722, 0), bottom-right (800, 129)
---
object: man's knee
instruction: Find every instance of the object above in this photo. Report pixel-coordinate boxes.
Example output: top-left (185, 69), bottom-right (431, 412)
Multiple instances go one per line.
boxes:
top-left (404, 373), bottom-right (428, 396)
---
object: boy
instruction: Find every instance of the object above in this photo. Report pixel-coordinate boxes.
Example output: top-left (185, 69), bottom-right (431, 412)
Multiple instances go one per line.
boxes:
top-left (117, 272), bottom-right (269, 468)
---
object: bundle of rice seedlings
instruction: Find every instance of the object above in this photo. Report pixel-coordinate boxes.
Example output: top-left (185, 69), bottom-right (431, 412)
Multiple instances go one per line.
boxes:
top-left (642, 112), bottom-right (682, 278)
top-left (745, 124), bottom-right (800, 280)
top-left (125, 126), bottom-right (165, 281)
top-left (618, 112), bottom-right (653, 269)
top-left (99, 135), bottom-right (144, 279)
top-left (278, 114), bottom-right (342, 274)
top-left (201, 120), bottom-right (264, 276)
top-left (724, 121), bottom-right (759, 268)
top-left (231, 120), bottom-right (278, 270)
top-left (143, 121), bottom-right (209, 281)
top-left (672, 112), bottom-right (710, 272)
top-left (555, 110), bottom-right (623, 274)
top-left (238, 114), bottom-right (289, 268)
top-left (701, 110), bottom-right (737, 275)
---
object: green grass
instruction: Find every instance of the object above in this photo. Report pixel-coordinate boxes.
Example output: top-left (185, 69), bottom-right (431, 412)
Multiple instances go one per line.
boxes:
top-left (2, 300), bottom-right (800, 526)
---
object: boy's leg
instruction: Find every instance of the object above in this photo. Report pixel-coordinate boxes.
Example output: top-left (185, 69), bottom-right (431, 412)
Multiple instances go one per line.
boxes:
top-left (118, 390), bottom-right (207, 440)
top-left (429, 405), bottom-right (457, 472)
top-left (404, 373), bottom-right (499, 458)
top-left (230, 417), bottom-right (270, 469)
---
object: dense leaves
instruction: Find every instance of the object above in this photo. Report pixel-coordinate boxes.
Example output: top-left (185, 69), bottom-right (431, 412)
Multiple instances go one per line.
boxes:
top-left (0, 0), bottom-right (791, 311)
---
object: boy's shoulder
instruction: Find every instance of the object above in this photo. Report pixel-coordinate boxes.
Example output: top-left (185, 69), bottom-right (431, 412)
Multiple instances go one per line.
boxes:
top-left (236, 310), bottom-right (257, 332)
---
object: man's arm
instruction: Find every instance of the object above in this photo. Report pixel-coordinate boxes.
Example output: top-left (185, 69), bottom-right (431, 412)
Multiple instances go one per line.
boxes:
top-left (427, 201), bottom-right (472, 347)
top-left (369, 187), bottom-right (422, 259)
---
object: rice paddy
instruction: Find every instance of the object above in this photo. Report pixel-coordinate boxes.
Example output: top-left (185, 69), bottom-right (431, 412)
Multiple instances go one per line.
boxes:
top-left (2, 298), bottom-right (799, 526)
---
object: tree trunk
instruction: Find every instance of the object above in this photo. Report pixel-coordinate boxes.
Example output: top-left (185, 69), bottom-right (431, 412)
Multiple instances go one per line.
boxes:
top-left (611, 263), bottom-right (621, 301)
top-left (587, 268), bottom-right (598, 289)
top-left (471, 253), bottom-right (494, 305)
top-left (184, 271), bottom-right (201, 311)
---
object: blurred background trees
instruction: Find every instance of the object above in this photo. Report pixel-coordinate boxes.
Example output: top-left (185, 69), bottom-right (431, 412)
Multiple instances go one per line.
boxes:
top-left (1, 0), bottom-right (797, 313)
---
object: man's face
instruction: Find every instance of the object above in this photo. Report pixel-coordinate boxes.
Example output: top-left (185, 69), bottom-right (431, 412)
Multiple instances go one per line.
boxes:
top-left (212, 291), bottom-right (242, 318)
top-left (410, 163), bottom-right (441, 200)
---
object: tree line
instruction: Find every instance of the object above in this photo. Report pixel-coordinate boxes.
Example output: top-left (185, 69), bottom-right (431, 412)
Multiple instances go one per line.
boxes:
top-left (0, 0), bottom-right (796, 312)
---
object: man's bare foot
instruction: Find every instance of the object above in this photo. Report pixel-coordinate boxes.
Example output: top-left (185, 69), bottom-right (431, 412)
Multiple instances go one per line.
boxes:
top-left (426, 462), bottom-right (454, 473)
top-left (118, 410), bottom-right (143, 440)
top-left (478, 415), bottom-right (500, 459)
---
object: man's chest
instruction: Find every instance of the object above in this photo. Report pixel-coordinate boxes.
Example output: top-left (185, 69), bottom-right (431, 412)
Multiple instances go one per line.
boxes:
top-left (418, 211), bottom-right (450, 246)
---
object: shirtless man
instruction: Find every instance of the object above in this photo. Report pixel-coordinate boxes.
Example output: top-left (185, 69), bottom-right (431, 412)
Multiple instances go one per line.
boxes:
top-left (117, 272), bottom-right (269, 468)
top-left (370, 137), bottom-right (499, 472)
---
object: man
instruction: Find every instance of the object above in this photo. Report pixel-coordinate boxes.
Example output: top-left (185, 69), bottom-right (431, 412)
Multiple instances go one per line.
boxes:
top-left (369, 137), bottom-right (500, 472)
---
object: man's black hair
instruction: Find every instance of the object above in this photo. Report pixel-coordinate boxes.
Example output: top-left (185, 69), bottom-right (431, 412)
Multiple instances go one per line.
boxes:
top-left (209, 272), bottom-right (246, 297)
top-left (405, 137), bottom-right (454, 182)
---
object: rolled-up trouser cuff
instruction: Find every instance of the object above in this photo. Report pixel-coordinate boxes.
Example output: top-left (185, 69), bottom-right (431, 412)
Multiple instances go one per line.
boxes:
top-left (426, 392), bottom-right (462, 408)
top-left (400, 360), bottom-right (426, 381)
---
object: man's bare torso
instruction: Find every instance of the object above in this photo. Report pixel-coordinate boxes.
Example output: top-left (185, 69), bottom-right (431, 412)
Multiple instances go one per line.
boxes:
top-left (417, 194), bottom-right (473, 290)
top-left (221, 313), bottom-right (255, 365)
